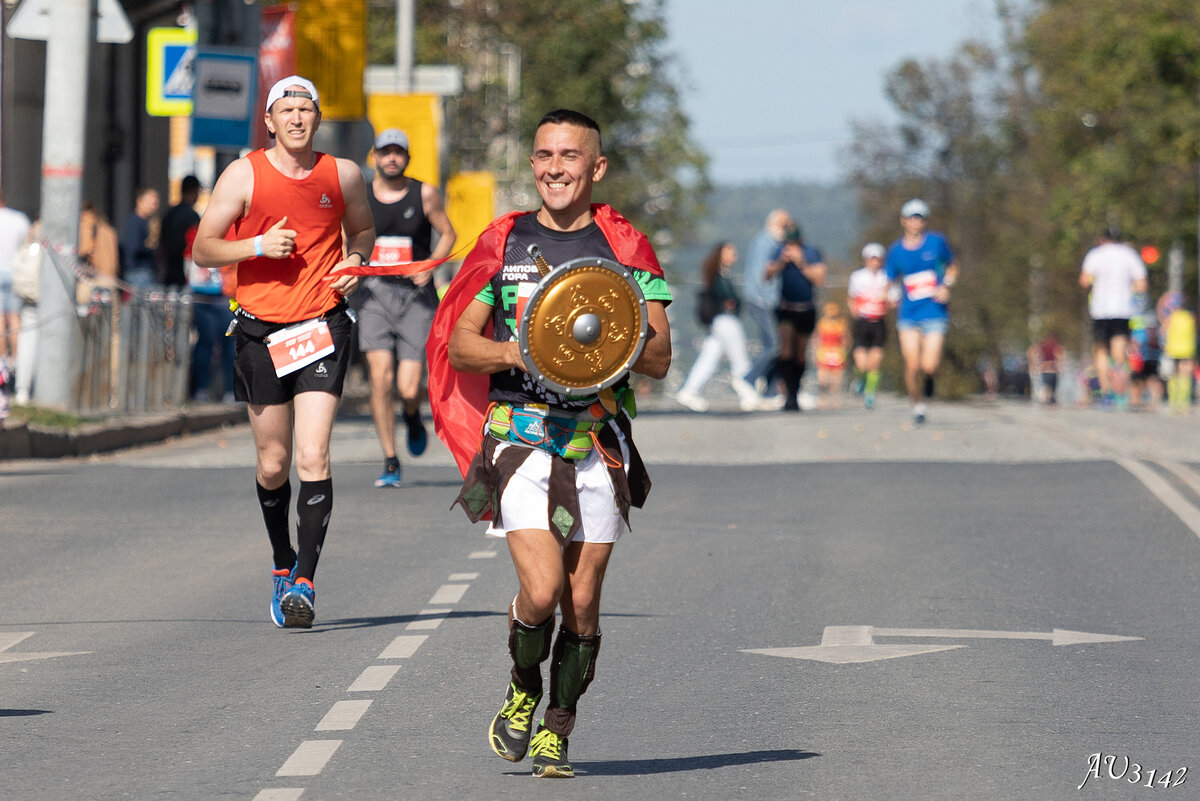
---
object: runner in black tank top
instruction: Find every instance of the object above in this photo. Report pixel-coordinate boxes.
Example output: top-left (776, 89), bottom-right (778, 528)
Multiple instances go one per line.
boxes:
top-left (368, 178), bottom-right (433, 282)
top-left (359, 128), bottom-right (457, 487)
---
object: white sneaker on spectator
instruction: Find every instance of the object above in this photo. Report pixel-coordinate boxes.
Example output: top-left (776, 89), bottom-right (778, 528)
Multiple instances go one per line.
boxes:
top-left (732, 379), bottom-right (760, 412)
top-left (757, 394), bottom-right (787, 411)
top-left (673, 389), bottom-right (709, 412)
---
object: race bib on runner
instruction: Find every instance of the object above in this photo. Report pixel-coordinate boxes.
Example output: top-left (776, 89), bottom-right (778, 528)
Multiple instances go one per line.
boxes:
top-left (902, 269), bottom-right (939, 301)
top-left (371, 235), bottom-right (413, 266)
top-left (854, 295), bottom-right (887, 320)
top-left (265, 319), bottom-right (335, 377)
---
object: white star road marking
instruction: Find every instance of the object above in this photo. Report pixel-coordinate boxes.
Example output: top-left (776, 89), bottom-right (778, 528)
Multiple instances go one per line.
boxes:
top-left (0, 631), bottom-right (91, 664)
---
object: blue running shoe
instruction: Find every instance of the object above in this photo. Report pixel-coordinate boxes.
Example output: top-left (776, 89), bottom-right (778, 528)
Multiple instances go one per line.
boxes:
top-left (270, 556), bottom-right (298, 628)
top-left (406, 413), bottom-right (428, 457)
top-left (375, 462), bottom-right (402, 488)
top-left (281, 578), bottom-right (315, 628)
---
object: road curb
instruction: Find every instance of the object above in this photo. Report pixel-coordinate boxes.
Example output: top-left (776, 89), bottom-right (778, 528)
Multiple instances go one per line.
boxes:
top-left (0, 406), bottom-right (246, 460)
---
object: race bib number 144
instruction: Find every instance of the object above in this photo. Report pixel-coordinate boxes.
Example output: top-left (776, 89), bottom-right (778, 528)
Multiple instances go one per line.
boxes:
top-left (265, 319), bottom-right (335, 377)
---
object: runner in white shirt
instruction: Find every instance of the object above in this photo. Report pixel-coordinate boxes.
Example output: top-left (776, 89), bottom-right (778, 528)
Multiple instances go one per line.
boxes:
top-left (1080, 226), bottom-right (1148, 406)
top-left (846, 242), bottom-right (893, 410)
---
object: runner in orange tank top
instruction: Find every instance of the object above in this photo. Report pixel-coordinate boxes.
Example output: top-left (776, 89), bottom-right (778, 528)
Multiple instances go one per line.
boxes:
top-left (193, 75), bottom-right (375, 630)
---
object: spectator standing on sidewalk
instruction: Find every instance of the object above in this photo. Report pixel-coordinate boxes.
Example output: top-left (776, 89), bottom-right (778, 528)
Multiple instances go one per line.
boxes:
top-left (672, 241), bottom-right (759, 412)
top-left (740, 209), bottom-right (791, 405)
top-left (0, 188), bottom-right (31, 387)
top-left (10, 220), bottom-right (42, 405)
top-left (119, 187), bottom-right (161, 292)
top-left (159, 175), bottom-right (202, 291)
top-left (770, 224), bottom-right (826, 411)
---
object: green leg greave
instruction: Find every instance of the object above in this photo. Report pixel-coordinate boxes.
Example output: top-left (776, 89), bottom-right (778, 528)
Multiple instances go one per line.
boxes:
top-left (542, 627), bottom-right (601, 737)
top-left (509, 613), bottom-right (554, 693)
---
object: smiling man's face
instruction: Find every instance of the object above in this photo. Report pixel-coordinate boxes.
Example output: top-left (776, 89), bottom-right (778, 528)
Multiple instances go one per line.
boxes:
top-left (530, 121), bottom-right (607, 231)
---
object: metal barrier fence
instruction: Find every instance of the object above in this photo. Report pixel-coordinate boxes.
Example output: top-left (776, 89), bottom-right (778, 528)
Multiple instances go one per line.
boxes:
top-left (76, 289), bottom-right (193, 413)
top-left (36, 242), bottom-right (195, 414)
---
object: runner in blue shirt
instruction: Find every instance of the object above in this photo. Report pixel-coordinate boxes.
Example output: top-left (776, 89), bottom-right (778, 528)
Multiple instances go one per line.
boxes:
top-left (885, 198), bottom-right (959, 424)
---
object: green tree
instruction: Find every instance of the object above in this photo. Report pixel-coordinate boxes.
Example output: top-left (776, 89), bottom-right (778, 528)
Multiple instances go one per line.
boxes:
top-left (370, 0), bottom-right (709, 251)
top-left (846, 37), bottom-right (1037, 394)
top-left (1023, 0), bottom-right (1200, 301)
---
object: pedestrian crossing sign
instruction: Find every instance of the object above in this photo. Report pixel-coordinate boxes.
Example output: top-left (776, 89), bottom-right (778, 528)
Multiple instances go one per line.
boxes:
top-left (147, 27), bottom-right (198, 117)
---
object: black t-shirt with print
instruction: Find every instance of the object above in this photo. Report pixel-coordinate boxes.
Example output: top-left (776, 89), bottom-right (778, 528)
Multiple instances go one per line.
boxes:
top-left (481, 215), bottom-right (625, 411)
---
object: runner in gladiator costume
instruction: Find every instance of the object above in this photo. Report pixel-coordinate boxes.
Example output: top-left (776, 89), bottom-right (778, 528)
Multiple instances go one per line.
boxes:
top-left (426, 109), bottom-right (673, 778)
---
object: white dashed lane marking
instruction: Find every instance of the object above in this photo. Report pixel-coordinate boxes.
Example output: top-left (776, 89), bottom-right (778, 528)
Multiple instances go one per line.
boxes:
top-left (468, 551), bottom-right (497, 559)
top-left (378, 634), bottom-right (427, 659)
top-left (347, 665), bottom-right (402, 692)
top-left (252, 789), bottom-right (304, 801)
top-left (315, 700), bottom-right (373, 731)
top-left (405, 609), bottom-right (450, 631)
top-left (276, 740), bottom-right (342, 777)
top-left (260, 569), bottom-right (484, 795)
top-left (429, 584), bottom-right (469, 604)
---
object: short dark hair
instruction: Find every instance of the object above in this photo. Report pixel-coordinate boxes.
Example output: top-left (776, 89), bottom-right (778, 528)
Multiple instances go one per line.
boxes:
top-left (536, 109), bottom-right (602, 150)
top-left (181, 175), bottom-right (201, 195)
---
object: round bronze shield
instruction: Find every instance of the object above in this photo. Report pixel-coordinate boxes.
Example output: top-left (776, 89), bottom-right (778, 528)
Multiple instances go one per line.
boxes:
top-left (518, 257), bottom-right (648, 395)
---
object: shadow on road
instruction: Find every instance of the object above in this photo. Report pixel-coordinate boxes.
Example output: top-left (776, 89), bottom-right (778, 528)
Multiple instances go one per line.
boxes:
top-left (553, 748), bottom-right (819, 776)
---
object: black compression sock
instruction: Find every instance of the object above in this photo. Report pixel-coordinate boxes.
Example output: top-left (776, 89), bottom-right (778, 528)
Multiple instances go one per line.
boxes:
top-left (295, 478), bottom-right (333, 582)
top-left (257, 480), bottom-right (294, 570)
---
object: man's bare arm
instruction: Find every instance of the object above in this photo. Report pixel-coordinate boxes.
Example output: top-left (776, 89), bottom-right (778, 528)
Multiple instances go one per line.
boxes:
top-left (449, 299), bottom-right (524, 374)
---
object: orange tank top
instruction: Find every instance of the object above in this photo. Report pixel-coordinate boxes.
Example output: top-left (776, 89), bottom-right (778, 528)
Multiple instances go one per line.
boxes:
top-left (815, 318), bottom-right (847, 368)
top-left (234, 149), bottom-right (345, 322)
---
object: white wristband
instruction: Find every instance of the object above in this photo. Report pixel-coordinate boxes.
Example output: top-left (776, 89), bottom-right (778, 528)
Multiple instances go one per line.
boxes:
top-left (254, 235), bottom-right (264, 258)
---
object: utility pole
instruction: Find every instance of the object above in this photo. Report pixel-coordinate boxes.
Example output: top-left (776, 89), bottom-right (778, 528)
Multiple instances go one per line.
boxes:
top-left (33, 0), bottom-right (96, 409)
top-left (396, 0), bottom-right (413, 93)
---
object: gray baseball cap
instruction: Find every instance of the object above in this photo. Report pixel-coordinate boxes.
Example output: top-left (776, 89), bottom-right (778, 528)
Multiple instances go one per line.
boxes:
top-left (373, 128), bottom-right (409, 151)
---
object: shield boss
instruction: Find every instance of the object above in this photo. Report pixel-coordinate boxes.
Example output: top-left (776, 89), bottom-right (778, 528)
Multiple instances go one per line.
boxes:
top-left (518, 257), bottom-right (648, 395)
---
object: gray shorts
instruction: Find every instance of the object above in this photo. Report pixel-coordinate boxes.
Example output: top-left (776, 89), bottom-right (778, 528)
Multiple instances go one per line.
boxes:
top-left (356, 277), bottom-right (438, 362)
top-left (0, 278), bottom-right (18, 315)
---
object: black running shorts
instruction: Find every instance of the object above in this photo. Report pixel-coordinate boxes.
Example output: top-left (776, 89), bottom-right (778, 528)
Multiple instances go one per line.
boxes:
top-left (233, 305), bottom-right (355, 405)
top-left (1092, 317), bottom-right (1130, 345)
top-left (853, 318), bottom-right (887, 350)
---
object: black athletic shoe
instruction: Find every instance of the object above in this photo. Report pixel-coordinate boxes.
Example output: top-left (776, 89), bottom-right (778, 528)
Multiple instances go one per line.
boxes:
top-left (529, 722), bottom-right (573, 778)
top-left (489, 683), bottom-right (541, 762)
top-left (406, 413), bottom-right (427, 457)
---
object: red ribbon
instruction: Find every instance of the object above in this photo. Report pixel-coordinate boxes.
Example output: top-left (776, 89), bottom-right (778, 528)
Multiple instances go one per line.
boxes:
top-left (325, 256), bottom-right (451, 278)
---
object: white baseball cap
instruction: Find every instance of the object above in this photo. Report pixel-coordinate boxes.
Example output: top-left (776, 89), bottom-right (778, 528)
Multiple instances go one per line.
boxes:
top-left (265, 75), bottom-right (319, 114)
top-left (901, 198), bottom-right (930, 218)
top-left (373, 128), bottom-right (410, 151)
top-left (861, 242), bottom-right (886, 260)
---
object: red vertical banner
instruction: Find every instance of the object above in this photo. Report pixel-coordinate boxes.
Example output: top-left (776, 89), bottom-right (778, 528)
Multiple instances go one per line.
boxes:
top-left (254, 4), bottom-right (297, 150)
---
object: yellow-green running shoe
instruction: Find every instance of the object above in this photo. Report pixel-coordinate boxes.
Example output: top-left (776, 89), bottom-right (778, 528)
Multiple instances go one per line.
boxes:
top-left (529, 722), bottom-right (573, 778)
top-left (489, 683), bottom-right (541, 762)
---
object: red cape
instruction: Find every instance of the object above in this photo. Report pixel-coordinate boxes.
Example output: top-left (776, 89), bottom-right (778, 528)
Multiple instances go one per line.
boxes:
top-left (426, 204), bottom-right (663, 476)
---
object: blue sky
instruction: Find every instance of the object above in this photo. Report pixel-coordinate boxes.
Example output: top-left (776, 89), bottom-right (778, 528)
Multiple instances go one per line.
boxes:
top-left (663, 0), bottom-right (1008, 185)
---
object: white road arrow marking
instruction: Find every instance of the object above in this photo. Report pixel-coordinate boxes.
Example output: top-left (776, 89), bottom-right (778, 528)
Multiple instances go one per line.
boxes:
top-left (0, 631), bottom-right (91, 664)
top-left (742, 625), bottom-right (1142, 665)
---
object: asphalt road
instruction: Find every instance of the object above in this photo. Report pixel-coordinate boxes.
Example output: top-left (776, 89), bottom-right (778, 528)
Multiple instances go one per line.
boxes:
top-left (2, 395), bottom-right (1198, 800)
